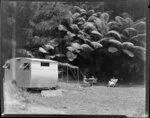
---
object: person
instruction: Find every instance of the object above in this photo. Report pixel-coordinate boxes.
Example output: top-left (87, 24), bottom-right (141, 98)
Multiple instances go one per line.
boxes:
top-left (107, 77), bottom-right (118, 87)
top-left (83, 75), bottom-right (97, 86)
top-left (83, 75), bottom-right (90, 86)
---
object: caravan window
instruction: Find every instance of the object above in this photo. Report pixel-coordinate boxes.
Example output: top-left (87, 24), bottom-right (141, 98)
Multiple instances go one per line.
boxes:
top-left (41, 62), bottom-right (50, 67)
top-left (16, 58), bottom-right (21, 61)
top-left (3, 63), bottom-right (10, 69)
top-left (22, 63), bottom-right (30, 70)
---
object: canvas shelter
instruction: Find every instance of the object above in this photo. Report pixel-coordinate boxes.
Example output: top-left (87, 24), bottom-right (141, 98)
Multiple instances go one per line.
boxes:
top-left (3, 57), bottom-right (58, 88)
top-left (58, 62), bottom-right (80, 84)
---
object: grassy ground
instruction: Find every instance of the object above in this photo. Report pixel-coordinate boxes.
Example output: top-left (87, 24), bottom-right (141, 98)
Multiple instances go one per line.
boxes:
top-left (3, 80), bottom-right (146, 117)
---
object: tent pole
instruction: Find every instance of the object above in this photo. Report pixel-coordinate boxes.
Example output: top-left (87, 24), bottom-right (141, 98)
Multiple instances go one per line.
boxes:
top-left (62, 69), bottom-right (63, 81)
top-left (67, 66), bottom-right (68, 83)
top-left (77, 69), bottom-right (79, 85)
top-left (62, 68), bottom-right (63, 87)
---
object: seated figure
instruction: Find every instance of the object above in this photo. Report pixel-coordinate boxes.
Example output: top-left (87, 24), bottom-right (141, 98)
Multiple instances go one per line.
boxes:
top-left (107, 77), bottom-right (118, 87)
top-left (91, 76), bottom-right (97, 84)
top-left (83, 76), bottom-right (90, 86)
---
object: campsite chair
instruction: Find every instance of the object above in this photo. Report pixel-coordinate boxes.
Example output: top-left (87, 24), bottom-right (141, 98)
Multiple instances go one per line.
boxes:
top-left (89, 76), bottom-right (97, 86)
top-left (93, 78), bottom-right (98, 85)
top-left (107, 78), bottom-right (118, 87)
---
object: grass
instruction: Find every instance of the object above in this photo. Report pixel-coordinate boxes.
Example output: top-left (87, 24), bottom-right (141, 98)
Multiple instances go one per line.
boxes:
top-left (3, 80), bottom-right (146, 117)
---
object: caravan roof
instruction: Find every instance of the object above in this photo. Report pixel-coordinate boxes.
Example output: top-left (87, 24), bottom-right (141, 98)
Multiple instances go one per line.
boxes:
top-left (5, 57), bottom-right (58, 63)
top-left (25, 58), bottom-right (58, 63)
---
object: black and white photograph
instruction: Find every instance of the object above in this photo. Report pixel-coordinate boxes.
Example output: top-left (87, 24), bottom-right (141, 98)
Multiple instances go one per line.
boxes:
top-left (1, 0), bottom-right (149, 117)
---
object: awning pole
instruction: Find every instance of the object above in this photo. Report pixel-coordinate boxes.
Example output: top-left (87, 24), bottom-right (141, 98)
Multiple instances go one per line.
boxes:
top-left (62, 69), bottom-right (63, 81)
top-left (77, 69), bottom-right (79, 85)
top-left (67, 66), bottom-right (68, 83)
top-left (61, 68), bottom-right (63, 87)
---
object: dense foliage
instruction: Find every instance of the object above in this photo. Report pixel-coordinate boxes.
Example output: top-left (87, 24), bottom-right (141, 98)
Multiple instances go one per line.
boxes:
top-left (2, 1), bottom-right (147, 84)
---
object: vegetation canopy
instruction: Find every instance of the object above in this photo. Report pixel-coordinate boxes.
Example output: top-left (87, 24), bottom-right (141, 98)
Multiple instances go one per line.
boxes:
top-left (2, 1), bottom-right (146, 84)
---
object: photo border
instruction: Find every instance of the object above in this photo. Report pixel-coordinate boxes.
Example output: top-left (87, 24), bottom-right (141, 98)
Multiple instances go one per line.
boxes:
top-left (1, 0), bottom-right (149, 117)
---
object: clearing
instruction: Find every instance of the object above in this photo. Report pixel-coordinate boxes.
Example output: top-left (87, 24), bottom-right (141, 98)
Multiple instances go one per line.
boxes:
top-left (3, 80), bottom-right (145, 117)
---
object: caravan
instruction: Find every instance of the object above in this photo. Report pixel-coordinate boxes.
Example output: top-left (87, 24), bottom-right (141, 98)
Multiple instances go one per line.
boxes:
top-left (3, 57), bottom-right (58, 89)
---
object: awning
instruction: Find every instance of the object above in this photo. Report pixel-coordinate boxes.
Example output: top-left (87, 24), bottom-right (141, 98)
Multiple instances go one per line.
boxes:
top-left (58, 63), bottom-right (79, 69)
